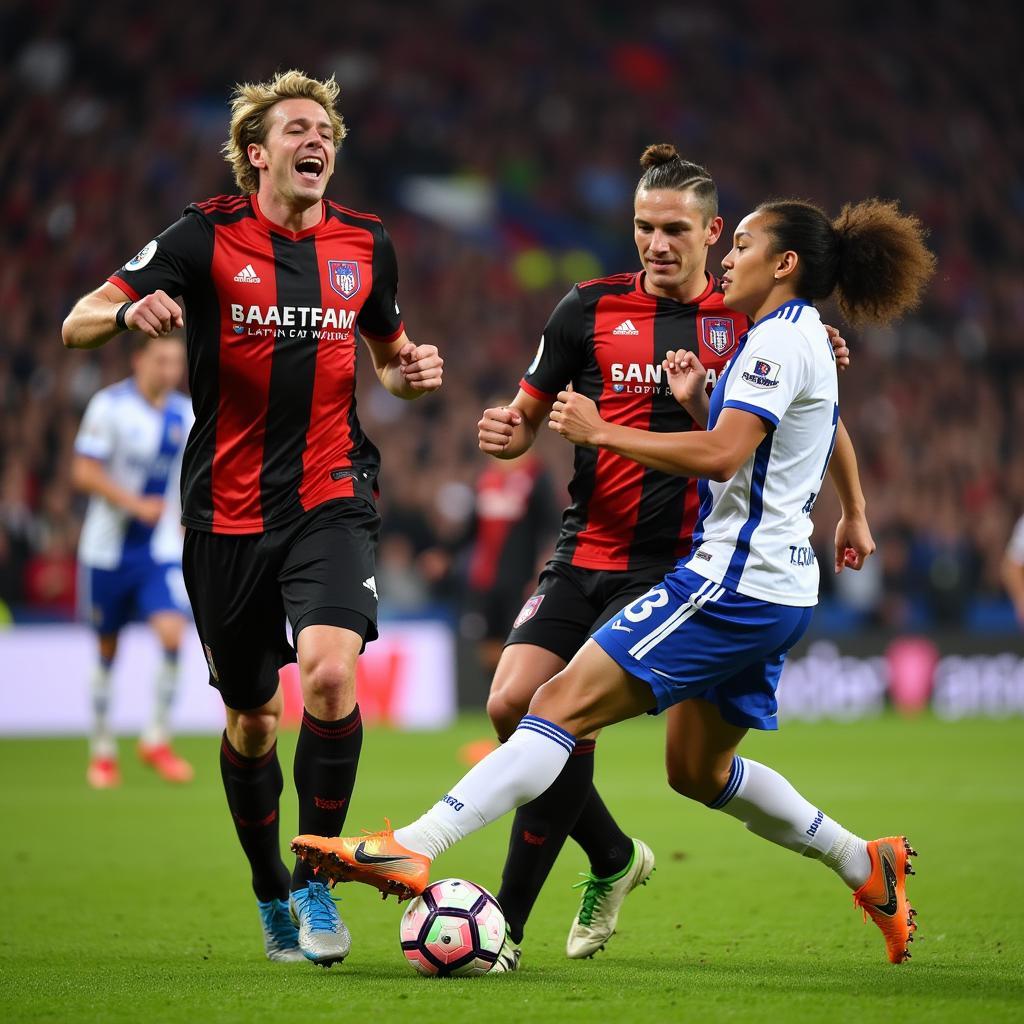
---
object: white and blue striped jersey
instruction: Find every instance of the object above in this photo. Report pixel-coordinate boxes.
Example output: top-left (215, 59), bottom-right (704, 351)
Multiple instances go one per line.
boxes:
top-left (75, 380), bottom-right (193, 570)
top-left (685, 299), bottom-right (838, 606)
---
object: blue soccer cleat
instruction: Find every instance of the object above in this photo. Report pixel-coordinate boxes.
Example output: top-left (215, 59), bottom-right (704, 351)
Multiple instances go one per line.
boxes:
top-left (289, 881), bottom-right (352, 967)
top-left (257, 898), bottom-right (305, 963)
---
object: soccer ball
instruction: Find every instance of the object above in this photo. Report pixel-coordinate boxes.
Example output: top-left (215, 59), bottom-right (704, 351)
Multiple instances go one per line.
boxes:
top-left (399, 878), bottom-right (506, 977)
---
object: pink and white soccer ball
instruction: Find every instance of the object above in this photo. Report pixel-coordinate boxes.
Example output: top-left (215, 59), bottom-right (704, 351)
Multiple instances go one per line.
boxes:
top-left (399, 878), bottom-right (506, 977)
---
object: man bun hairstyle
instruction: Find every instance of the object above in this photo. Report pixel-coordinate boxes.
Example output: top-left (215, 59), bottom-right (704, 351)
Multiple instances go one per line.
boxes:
top-left (223, 69), bottom-right (348, 194)
top-left (636, 143), bottom-right (718, 223)
top-left (758, 198), bottom-right (936, 326)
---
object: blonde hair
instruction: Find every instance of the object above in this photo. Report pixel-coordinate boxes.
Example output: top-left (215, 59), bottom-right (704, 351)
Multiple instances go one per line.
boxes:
top-left (223, 69), bottom-right (347, 194)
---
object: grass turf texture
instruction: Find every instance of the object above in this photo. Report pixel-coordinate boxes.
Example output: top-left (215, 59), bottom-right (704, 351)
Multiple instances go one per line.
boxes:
top-left (1, 714), bottom-right (1022, 1023)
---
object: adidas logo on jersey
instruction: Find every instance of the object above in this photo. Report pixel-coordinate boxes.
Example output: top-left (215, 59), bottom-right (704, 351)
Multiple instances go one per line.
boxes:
top-left (233, 264), bottom-right (261, 283)
top-left (362, 576), bottom-right (378, 599)
top-left (612, 319), bottom-right (639, 335)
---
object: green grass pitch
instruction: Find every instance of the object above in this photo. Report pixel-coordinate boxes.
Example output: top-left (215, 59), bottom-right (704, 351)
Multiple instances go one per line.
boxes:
top-left (2, 713), bottom-right (1022, 1023)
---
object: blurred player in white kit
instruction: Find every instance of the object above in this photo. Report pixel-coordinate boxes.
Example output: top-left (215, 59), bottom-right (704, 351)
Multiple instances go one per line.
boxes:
top-left (73, 333), bottom-right (195, 788)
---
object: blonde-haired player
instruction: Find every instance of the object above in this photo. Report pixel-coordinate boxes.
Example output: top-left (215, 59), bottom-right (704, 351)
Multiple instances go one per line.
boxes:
top-left (64, 69), bottom-right (443, 966)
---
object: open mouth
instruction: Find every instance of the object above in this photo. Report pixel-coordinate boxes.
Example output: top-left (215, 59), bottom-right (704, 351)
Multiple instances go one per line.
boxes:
top-left (295, 156), bottom-right (325, 181)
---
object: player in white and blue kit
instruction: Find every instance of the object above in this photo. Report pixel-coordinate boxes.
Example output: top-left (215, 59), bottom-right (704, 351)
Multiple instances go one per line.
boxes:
top-left (73, 333), bottom-right (195, 789)
top-left (294, 197), bottom-right (936, 967)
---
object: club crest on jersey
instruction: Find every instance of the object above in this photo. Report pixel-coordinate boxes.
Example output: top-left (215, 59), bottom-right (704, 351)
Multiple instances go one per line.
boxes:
top-left (513, 594), bottom-right (544, 628)
top-left (328, 260), bottom-right (361, 300)
top-left (700, 316), bottom-right (736, 357)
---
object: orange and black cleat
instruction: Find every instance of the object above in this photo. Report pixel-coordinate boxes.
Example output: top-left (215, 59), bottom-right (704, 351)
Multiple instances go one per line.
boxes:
top-left (852, 835), bottom-right (918, 964)
top-left (291, 822), bottom-right (430, 902)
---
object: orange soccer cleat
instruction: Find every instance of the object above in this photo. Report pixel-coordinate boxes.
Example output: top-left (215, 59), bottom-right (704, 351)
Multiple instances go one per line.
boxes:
top-left (852, 835), bottom-right (918, 964)
top-left (138, 741), bottom-right (195, 783)
top-left (291, 823), bottom-right (430, 901)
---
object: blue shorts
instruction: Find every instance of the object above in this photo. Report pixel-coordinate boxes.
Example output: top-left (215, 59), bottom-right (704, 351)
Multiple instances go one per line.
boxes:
top-left (80, 555), bottom-right (188, 635)
top-left (591, 566), bottom-right (812, 730)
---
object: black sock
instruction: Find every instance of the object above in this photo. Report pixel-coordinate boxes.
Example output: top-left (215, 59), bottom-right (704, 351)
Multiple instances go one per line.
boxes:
top-left (497, 739), bottom-right (596, 944)
top-left (570, 784), bottom-right (634, 879)
top-left (219, 732), bottom-right (289, 903)
top-left (291, 705), bottom-right (363, 890)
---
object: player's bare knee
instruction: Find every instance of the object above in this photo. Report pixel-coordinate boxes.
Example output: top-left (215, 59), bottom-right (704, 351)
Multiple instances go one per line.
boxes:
top-left (232, 711), bottom-right (279, 754)
top-left (666, 762), bottom-right (723, 804)
top-left (486, 689), bottom-right (527, 741)
top-left (529, 676), bottom-right (591, 737)
top-left (302, 659), bottom-right (357, 719)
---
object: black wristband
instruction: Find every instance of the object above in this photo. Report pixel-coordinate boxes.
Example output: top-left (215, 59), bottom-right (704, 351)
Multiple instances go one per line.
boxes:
top-left (115, 301), bottom-right (132, 331)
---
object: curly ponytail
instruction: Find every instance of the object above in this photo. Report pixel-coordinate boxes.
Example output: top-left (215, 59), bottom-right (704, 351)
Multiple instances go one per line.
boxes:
top-left (757, 198), bottom-right (935, 326)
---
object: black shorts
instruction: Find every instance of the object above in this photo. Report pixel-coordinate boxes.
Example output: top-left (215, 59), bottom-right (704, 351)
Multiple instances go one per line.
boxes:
top-left (504, 559), bottom-right (675, 663)
top-left (470, 582), bottom-right (533, 643)
top-left (182, 498), bottom-right (380, 711)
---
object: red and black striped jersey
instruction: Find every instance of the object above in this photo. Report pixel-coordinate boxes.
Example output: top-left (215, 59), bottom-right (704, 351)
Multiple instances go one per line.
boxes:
top-left (108, 195), bottom-right (404, 535)
top-left (467, 456), bottom-right (557, 593)
top-left (520, 272), bottom-right (748, 571)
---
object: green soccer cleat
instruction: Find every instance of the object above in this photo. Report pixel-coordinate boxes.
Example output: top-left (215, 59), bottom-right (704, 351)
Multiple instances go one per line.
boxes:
top-left (566, 838), bottom-right (655, 959)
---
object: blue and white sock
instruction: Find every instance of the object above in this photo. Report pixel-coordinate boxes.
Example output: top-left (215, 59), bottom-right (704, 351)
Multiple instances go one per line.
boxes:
top-left (394, 716), bottom-right (576, 860)
top-left (709, 756), bottom-right (870, 889)
top-left (89, 656), bottom-right (115, 759)
top-left (142, 649), bottom-right (180, 747)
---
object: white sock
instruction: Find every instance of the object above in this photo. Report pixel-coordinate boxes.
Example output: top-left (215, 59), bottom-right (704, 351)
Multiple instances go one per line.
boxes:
top-left (142, 651), bottom-right (179, 747)
top-left (819, 828), bottom-right (873, 890)
top-left (394, 716), bottom-right (575, 860)
top-left (710, 756), bottom-right (871, 889)
top-left (89, 660), bottom-right (115, 759)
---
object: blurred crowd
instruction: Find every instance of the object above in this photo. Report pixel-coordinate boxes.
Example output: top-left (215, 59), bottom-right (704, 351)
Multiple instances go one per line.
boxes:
top-left (1, 0), bottom-right (1021, 631)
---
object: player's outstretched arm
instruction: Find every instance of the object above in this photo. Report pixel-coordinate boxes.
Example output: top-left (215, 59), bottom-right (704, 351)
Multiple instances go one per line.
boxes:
top-left (828, 419), bottom-right (876, 572)
top-left (550, 391), bottom-right (767, 481)
top-left (71, 455), bottom-right (164, 525)
top-left (364, 331), bottom-right (443, 400)
top-left (62, 282), bottom-right (183, 350)
top-left (478, 389), bottom-right (551, 460)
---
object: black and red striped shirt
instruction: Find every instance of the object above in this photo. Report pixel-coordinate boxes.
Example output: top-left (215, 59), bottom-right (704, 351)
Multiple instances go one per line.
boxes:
top-left (520, 272), bottom-right (748, 571)
top-left (109, 195), bottom-right (404, 534)
top-left (467, 456), bottom-right (557, 593)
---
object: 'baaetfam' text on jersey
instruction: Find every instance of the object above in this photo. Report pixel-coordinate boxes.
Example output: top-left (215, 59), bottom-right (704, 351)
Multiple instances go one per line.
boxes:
top-left (108, 195), bottom-right (404, 535)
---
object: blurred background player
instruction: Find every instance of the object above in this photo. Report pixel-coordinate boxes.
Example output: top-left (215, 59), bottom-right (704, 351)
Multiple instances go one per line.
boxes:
top-left (72, 332), bottom-right (193, 789)
top-left (62, 70), bottom-right (443, 967)
top-left (465, 445), bottom-right (557, 675)
top-left (1002, 513), bottom-right (1024, 627)
top-left (472, 146), bottom-right (853, 961)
